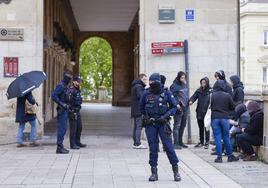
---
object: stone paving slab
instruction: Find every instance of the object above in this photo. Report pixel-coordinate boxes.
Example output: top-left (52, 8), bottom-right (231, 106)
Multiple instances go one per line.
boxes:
top-left (0, 135), bottom-right (251, 188)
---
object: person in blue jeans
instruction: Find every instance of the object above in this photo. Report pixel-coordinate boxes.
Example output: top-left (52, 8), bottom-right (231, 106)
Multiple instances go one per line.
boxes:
top-left (16, 91), bottom-right (39, 147)
top-left (211, 80), bottom-right (239, 163)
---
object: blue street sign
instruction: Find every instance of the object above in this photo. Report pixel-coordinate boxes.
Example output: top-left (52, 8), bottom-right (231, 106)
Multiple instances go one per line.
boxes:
top-left (185, 10), bottom-right (194, 21)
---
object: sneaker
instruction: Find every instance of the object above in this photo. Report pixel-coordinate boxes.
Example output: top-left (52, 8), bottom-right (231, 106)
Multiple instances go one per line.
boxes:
top-left (16, 143), bottom-right (26, 148)
top-left (214, 157), bottom-right (223, 163)
top-left (227, 155), bottom-right (239, 162)
top-left (243, 154), bottom-right (258, 161)
top-left (204, 143), bottom-right (209, 149)
top-left (239, 153), bottom-right (248, 159)
top-left (180, 144), bottom-right (188, 148)
top-left (211, 151), bottom-right (217, 155)
top-left (29, 142), bottom-right (40, 147)
top-left (194, 143), bottom-right (204, 148)
top-left (132, 144), bottom-right (147, 149)
top-left (174, 144), bottom-right (182, 150)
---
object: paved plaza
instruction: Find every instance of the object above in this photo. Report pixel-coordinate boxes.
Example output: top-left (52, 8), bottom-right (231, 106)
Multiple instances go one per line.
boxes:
top-left (0, 104), bottom-right (267, 188)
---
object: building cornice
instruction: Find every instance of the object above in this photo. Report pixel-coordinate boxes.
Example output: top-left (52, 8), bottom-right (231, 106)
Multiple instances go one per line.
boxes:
top-left (241, 11), bottom-right (268, 18)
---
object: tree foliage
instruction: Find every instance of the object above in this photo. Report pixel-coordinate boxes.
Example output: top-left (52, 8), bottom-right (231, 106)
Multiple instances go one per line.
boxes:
top-left (79, 37), bottom-right (112, 100)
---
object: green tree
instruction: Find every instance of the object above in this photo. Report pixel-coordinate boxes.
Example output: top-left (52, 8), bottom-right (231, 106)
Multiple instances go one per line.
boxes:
top-left (79, 37), bottom-right (112, 100)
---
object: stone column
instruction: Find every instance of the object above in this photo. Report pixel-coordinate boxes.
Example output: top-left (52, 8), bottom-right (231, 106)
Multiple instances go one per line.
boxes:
top-left (261, 90), bottom-right (268, 163)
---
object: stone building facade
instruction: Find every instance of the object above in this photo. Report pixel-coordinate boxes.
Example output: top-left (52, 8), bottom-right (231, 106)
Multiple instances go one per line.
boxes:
top-left (0, 0), bottom-right (239, 144)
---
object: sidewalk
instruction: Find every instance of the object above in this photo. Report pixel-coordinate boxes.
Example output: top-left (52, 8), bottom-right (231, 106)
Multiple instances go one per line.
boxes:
top-left (0, 135), bottom-right (262, 188)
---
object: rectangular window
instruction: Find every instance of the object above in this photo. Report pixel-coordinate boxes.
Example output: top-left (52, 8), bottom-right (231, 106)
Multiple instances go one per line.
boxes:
top-left (264, 31), bottom-right (268, 46)
top-left (263, 67), bottom-right (268, 83)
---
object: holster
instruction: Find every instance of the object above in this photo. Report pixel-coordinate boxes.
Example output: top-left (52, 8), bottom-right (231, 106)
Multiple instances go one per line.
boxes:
top-left (57, 105), bottom-right (65, 115)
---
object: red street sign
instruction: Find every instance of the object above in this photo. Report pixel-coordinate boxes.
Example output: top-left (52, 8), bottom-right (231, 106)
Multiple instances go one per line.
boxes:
top-left (3, 57), bottom-right (18, 77)
top-left (152, 48), bottom-right (164, 54)
top-left (151, 41), bottom-right (184, 48)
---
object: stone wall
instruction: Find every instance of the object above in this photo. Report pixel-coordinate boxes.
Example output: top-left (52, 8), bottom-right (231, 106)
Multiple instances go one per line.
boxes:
top-left (139, 0), bottom-right (238, 143)
top-left (0, 0), bottom-right (44, 144)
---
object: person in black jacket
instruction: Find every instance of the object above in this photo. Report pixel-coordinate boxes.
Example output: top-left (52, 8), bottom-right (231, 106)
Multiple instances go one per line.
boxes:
top-left (170, 71), bottom-right (189, 149)
top-left (189, 77), bottom-right (211, 149)
top-left (237, 101), bottom-right (264, 161)
top-left (230, 75), bottom-right (244, 106)
top-left (131, 73), bottom-right (147, 149)
top-left (211, 80), bottom-right (239, 163)
top-left (214, 70), bottom-right (233, 97)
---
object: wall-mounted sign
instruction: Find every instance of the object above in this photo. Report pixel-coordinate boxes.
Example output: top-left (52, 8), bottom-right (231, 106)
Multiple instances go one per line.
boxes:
top-left (151, 42), bottom-right (184, 55)
top-left (4, 57), bottom-right (18, 77)
top-left (185, 9), bottom-right (195, 21)
top-left (0, 0), bottom-right (12, 4)
top-left (159, 5), bottom-right (175, 23)
top-left (0, 28), bottom-right (24, 41)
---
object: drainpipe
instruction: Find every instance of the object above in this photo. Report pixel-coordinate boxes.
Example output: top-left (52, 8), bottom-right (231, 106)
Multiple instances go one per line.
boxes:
top-left (237, 0), bottom-right (241, 76)
top-left (184, 40), bottom-right (192, 143)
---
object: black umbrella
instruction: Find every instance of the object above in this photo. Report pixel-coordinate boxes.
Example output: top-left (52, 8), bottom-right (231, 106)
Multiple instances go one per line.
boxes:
top-left (6, 71), bottom-right (48, 100)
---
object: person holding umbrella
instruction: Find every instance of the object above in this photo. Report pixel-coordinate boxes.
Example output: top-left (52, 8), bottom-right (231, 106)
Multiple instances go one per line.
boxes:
top-left (52, 71), bottom-right (72, 154)
top-left (6, 71), bottom-right (47, 147)
top-left (16, 91), bottom-right (39, 147)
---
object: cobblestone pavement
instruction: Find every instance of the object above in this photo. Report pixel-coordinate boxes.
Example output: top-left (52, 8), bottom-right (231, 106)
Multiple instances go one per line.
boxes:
top-left (191, 146), bottom-right (268, 188)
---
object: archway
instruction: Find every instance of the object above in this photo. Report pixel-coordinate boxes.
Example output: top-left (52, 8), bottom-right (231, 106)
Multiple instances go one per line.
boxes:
top-left (79, 37), bottom-right (113, 103)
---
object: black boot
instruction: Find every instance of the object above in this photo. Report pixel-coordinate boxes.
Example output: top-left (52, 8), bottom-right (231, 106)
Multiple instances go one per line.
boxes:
top-left (77, 143), bottom-right (87, 148)
top-left (172, 165), bottom-right (181, 181)
top-left (70, 145), bottom-right (80, 150)
top-left (149, 167), bottom-right (158, 182)
top-left (56, 146), bottom-right (69, 154)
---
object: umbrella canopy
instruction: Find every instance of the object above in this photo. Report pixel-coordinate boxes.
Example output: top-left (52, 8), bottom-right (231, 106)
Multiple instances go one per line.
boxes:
top-left (6, 71), bottom-right (48, 100)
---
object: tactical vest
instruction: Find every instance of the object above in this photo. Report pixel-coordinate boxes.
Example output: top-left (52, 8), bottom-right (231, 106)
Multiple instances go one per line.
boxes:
top-left (66, 87), bottom-right (82, 112)
top-left (145, 91), bottom-right (169, 117)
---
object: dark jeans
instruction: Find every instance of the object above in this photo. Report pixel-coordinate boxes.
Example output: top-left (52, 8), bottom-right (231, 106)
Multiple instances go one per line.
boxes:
top-left (145, 124), bottom-right (179, 167)
top-left (211, 119), bottom-right (233, 157)
top-left (133, 116), bottom-right (143, 146)
top-left (57, 110), bottom-right (68, 148)
top-left (197, 119), bottom-right (210, 144)
top-left (69, 112), bottom-right (82, 147)
top-left (237, 133), bottom-right (263, 155)
top-left (173, 107), bottom-right (188, 145)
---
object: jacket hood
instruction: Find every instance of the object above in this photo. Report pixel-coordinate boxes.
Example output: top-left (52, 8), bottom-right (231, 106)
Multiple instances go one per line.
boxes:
top-left (132, 78), bottom-right (146, 87)
top-left (200, 77), bottom-right (210, 91)
top-left (175, 71), bottom-right (186, 85)
top-left (230, 75), bottom-right (244, 89)
top-left (213, 80), bottom-right (226, 92)
top-left (247, 101), bottom-right (261, 114)
top-left (62, 73), bottom-right (72, 85)
top-left (235, 104), bottom-right (247, 118)
top-left (160, 75), bottom-right (166, 85)
top-left (215, 70), bottom-right (226, 80)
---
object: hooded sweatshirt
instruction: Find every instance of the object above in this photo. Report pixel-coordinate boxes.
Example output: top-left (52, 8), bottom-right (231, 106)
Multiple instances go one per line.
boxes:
top-left (230, 75), bottom-right (244, 105)
top-left (131, 78), bottom-right (146, 118)
top-left (215, 70), bottom-right (233, 97)
top-left (189, 77), bottom-right (211, 120)
top-left (170, 72), bottom-right (189, 107)
top-left (211, 80), bottom-right (235, 119)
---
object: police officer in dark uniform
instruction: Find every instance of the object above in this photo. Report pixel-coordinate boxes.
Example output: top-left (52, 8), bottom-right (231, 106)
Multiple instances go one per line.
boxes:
top-left (66, 76), bottom-right (86, 149)
top-left (140, 73), bottom-right (181, 182)
top-left (52, 72), bottom-right (72, 154)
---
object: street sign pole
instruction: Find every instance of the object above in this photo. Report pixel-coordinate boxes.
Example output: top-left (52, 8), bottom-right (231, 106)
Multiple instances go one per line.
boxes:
top-left (184, 40), bottom-right (192, 144)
